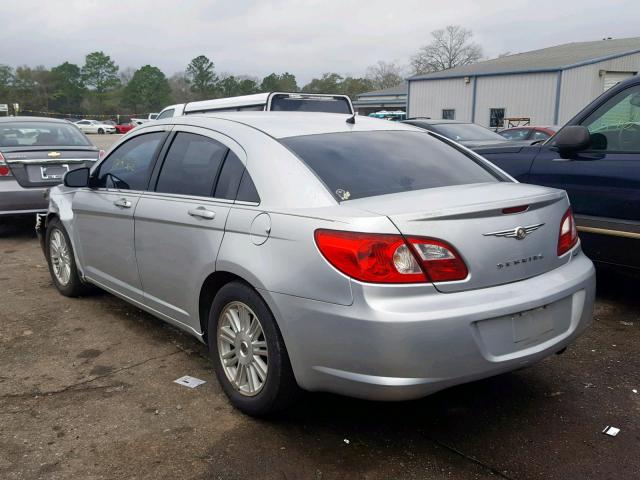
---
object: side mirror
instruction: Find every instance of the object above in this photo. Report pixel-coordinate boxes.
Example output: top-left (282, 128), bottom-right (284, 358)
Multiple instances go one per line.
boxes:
top-left (63, 167), bottom-right (90, 188)
top-left (551, 126), bottom-right (591, 153)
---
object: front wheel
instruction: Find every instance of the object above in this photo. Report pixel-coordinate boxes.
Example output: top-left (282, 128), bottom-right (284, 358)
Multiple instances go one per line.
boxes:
top-left (97, 128), bottom-right (104, 134)
top-left (45, 218), bottom-right (91, 297)
top-left (208, 281), bottom-right (300, 416)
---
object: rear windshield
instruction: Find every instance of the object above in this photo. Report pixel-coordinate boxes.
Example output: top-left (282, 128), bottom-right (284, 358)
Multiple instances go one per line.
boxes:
top-left (431, 123), bottom-right (505, 142)
top-left (280, 131), bottom-right (501, 201)
top-left (0, 121), bottom-right (92, 148)
top-left (270, 95), bottom-right (352, 114)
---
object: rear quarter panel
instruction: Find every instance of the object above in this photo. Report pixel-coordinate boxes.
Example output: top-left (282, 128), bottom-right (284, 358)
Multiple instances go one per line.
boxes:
top-left (217, 205), bottom-right (400, 307)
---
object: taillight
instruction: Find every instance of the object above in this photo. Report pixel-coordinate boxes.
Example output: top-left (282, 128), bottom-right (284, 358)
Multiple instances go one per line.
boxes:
top-left (557, 207), bottom-right (578, 256)
top-left (314, 229), bottom-right (468, 284)
top-left (99, 149), bottom-right (106, 160)
top-left (0, 152), bottom-right (12, 176)
top-left (407, 237), bottom-right (469, 282)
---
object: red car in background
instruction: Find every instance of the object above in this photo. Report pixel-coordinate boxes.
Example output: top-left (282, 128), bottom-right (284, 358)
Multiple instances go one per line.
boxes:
top-left (499, 125), bottom-right (558, 142)
top-left (114, 120), bottom-right (142, 134)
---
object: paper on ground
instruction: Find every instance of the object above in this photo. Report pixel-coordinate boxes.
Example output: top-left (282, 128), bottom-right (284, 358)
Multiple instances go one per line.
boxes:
top-left (602, 426), bottom-right (620, 437)
top-left (174, 375), bottom-right (206, 389)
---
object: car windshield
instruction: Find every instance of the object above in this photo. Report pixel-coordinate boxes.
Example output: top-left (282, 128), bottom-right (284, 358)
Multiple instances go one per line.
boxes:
top-left (0, 121), bottom-right (92, 147)
top-left (280, 131), bottom-right (502, 201)
top-left (432, 123), bottom-right (506, 142)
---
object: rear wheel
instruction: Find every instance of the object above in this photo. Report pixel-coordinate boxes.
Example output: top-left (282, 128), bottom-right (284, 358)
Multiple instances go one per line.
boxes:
top-left (45, 218), bottom-right (91, 297)
top-left (208, 281), bottom-right (300, 416)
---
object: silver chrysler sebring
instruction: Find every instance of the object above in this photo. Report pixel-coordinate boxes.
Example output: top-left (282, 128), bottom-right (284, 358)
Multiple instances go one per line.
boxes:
top-left (37, 112), bottom-right (595, 415)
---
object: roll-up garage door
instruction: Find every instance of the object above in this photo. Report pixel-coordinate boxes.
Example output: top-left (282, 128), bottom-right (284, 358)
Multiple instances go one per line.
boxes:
top-left (603, 71), bottom-right (635, 91)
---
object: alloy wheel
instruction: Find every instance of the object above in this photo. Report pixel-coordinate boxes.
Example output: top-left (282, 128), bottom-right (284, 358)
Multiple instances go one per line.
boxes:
top-left (217, 301), bottom-right (268, 396)
top-left (49, 229), bottom-right (71, 286)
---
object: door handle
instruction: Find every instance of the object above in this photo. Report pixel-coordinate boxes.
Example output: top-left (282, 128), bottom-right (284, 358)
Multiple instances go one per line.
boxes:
top-left (188, 207), bottom-right (216, 220)
top-left (114, 198), bottom-right (132, 208)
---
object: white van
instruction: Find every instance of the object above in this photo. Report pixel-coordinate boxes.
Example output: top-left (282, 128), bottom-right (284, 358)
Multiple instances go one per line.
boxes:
top-left (155, 92), bottom-right (354, 119)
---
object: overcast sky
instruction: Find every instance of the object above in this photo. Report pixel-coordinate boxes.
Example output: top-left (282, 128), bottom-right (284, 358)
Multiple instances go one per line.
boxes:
top-left (1, 0), bottom-right (639, 83)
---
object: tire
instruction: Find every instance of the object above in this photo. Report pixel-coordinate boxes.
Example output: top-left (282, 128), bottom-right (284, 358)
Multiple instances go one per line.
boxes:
top-left (208, 281), bottom-right (300, 416)
top-left (98, 128), bottom-right (104, 134)
top-left (45, 218), bottom-right (92, 297)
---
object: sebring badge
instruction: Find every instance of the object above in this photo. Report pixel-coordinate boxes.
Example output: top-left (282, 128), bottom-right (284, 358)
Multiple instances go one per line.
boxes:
top-left (483, 223), bottom-right (544, 240)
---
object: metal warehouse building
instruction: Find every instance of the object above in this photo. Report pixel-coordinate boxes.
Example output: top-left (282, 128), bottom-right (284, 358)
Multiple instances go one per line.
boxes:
top-left (352, 84), bottom-right (407, 115)
top-left (407, 37), bottom-right (640, 128)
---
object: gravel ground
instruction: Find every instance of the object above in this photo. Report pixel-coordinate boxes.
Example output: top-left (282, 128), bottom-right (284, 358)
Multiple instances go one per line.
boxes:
top-left (1, 134), bottom-right (638, 479)
top-left (88, 133), bottom-right (122, 152)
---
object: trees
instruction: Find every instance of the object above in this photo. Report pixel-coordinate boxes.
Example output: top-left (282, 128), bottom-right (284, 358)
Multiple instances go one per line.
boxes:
top-left (260, 72), bottom-right (298, 92)
top-left (301, 73), bottom-right (373, 99)
top-left (81, 51), bottom-right (120, 112)
top-left (302, 73), bottom-right (344, 94)
top-left (411, 25), bottom-right (483, 75)
top-left (168, 72), bottom-right (194, 103)
top-left (186, 55), bottom-right (218, 98)
top-left (365, 61), bottom-right (404, 90)
top-left (122, 65), bottom-right (171, 113)
top-left (339, 76), bottom-right (374, 99)
top-left (50, 62), bottom-right (84, 113)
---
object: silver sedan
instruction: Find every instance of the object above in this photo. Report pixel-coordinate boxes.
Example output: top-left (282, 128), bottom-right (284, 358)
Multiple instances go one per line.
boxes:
top-left (38, 112), bottom-right (595, 415)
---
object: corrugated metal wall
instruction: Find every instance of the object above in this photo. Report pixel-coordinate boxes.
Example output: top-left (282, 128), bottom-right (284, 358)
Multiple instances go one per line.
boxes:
top-left (558, 52), bottom-right (640, 123)
top-left (474, 72), bottom-right (558, 127)
top-left (408, 52), bottom-right (640, 128)
top-left (408, 77), bottom-right (474, 121)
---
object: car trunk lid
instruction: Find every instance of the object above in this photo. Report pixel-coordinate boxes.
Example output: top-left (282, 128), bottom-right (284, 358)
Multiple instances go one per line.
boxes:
top-left (348, 182), bottom-right (570, 293)
top-left (1, 147), bottom-right (99, 188)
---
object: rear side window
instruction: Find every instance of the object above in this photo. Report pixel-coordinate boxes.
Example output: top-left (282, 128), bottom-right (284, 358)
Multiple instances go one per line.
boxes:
top-left (94, 132), bottom-right (164, 190)
top-left (270, 95), bottom-right (351, 114)
top-left (156, 109), bottom-right (175, 119)
top-left (280, 131), bottom-right (501, 201)
top-left (155, 132), bottom-right (227, 197)
top-left (236, 171), bottom-right (260, 203)
top-left (214, 151), bottom-right (244, 200)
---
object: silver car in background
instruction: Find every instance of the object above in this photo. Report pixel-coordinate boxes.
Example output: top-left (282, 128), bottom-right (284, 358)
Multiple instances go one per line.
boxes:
top-left (38, 112), bottom-right (595, 415)
top-left (0, 117), bottom-right (100, 216)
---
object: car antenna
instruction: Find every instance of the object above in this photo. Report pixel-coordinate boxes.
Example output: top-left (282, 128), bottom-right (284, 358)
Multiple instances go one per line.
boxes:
top-left (346, 112), bottom-right (356, 124)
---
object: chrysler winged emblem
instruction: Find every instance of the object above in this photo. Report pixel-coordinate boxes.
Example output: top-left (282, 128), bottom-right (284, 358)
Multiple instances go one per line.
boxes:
top-left (483, 223), bottom-right (544, 240)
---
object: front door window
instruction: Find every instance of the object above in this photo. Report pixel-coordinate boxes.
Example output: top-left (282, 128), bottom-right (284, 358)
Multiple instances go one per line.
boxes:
top-left (583, 85), bottom-right (640, 152)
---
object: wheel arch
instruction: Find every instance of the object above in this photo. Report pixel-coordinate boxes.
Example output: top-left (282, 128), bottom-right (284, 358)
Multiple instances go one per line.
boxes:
top-left (199, 271), bottom-right (262, 343)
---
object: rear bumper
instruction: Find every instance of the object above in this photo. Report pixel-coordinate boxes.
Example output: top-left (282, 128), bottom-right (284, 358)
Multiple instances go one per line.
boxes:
top-left (0, 178), bottom-right (48, 215)
top-left (263, 249), bottom-right (595, 401)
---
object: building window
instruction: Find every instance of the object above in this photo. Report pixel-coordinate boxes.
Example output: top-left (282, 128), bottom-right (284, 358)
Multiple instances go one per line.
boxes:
top-left (489, 108), bottom-right (505, 128)
top-left (442, 109), bottom-right (455, 120)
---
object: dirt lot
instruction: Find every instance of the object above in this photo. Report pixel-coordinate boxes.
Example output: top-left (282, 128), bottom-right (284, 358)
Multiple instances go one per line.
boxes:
top-left (1, 134), bottom-right (639, 479)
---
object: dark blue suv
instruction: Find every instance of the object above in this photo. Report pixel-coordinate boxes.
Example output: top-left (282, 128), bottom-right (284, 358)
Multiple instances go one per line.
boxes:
top-left (475, 76), bottom-right (640, 270)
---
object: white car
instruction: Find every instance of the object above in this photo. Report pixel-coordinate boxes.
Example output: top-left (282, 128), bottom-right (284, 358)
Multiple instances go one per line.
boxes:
top-left (74, 120), bottom-right (116, 134)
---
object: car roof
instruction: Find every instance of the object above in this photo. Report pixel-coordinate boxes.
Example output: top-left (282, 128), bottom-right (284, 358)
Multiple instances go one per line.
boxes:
top-left (185, 112), bottom-right (418, 139)
top-left (0, 116), bottom-right (72, 124)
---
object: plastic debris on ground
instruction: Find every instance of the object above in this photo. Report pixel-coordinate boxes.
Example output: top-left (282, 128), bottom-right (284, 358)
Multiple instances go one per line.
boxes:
top-left (174, 375), bottom-right (207, 389)
top-left (602, 426), bottom-right (620, 437)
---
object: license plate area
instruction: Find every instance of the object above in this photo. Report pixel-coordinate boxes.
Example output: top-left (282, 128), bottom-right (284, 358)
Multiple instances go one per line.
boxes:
top-left (512, 306), bottom-right (554, 343)
top-left (474, 295), bottom-right (573, 358)
top-left (40, 164), bottom-right (69, 180)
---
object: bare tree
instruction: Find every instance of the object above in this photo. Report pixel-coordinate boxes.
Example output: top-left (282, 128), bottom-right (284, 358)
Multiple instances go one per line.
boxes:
top-left (365, 61), bottom-right (405, 90)
top-left (411, 25), bottom-right (483, 75)
top-left (168, 71), bottom-right (195, 103)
